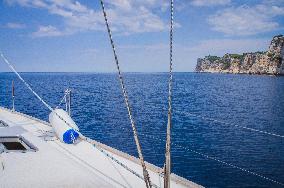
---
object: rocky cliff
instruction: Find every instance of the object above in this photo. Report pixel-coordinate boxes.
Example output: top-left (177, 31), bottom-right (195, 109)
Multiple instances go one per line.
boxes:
top-left (195, 35), bottom-right (284, 75)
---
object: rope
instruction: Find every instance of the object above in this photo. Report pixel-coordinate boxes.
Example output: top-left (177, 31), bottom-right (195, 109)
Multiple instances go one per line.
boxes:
top-left (164, 1), bottom-right (174, 188)
top-left (173, 143), bottom-right (284, 187)
top-left (0, 53), bottom-right (79, 136)
top-left (95, 122), bottom-right (284, 187)
top-left (140, 130), bottom-right (284, 187)
top-left (2, 51), bottom-right (283, 186)
top-left (1, 53), bottom-right (157, 186)
top-left (1, 53), bottom-right (54, 111)
top-left (178, 111), bottom-right (284, 138)
top-left (98, 1), bottom-right (152, 187)
top-left (80, 134), bottom-right (160, 188)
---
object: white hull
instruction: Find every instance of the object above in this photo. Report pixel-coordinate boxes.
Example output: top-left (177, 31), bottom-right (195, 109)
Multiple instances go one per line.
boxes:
top-left (0, 107), bottom-right (202, 188)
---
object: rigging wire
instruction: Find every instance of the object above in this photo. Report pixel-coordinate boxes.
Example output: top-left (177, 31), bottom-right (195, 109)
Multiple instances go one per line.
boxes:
top-left (173, 143), bottom-right (284, 187)
top-left (105, 123), bottom-right (284, 187)
top-left (0, 52), bottom-right (158, 187)
top-left (164, 0), bottom-right (174, 188)
top-left (177, 111), bottom-right (284, 138)
top-left (79, 134), bottom-right (160, 188)
top-left (98, 1), bottom-right (152, 187)
top-left (0, 53), bottom-right (79, 134)
top-left (0, 52), bottom-right (157, 187)
top-left (0, 53), bottom-right (54, 112)
top-left (1, 0), bottom-right (282, 184)
top-left (2, 50), bottom-right (283, 186)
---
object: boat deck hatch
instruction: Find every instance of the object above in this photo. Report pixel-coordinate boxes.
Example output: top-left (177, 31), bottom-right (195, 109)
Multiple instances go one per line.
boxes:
top-left (0, 136), bottom-right (37, 152)
top-left (2, 142), bottom-right (26, 150)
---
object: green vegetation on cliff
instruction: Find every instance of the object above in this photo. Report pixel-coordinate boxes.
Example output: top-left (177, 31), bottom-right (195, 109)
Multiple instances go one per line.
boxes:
top-left (195, 35), bottom-right (284, 75)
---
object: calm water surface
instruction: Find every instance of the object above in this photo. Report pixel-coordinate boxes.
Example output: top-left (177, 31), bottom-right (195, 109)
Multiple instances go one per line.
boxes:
top-left (0, 72), bottom-right (284, 188)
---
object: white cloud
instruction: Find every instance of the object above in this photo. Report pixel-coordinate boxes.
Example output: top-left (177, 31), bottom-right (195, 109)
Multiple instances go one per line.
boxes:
top-left (5, 22), bottom-right (26, 29)
top-left (115, 38), bottom-right (271, 71)
top-left (186, 38), bottom-right (270, 56)
top-left (5, 0), bottom-right (171, 37)
top-left (263, 0), bottom-right (284, 6)
top-left (32, 25), bottom-right (64, 37)
top-left (102, 0), bottom-right (170, 33)
top-left (175, 38), bottom-right (271, 71)
top-left (208, 3), bottom-right (284, 36)
top-left (119, 43), bottom-right (168, 50)
top-left (191, 0), bottom-right (231, 7)
top-left (125, 38), bottom-right (270, 56)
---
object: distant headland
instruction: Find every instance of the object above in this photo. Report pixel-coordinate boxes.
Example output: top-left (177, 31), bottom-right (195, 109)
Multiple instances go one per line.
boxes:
top-left (195, 35), bottom-right (284, 75)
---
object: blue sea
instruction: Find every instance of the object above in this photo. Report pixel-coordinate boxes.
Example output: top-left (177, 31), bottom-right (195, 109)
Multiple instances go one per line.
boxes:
top-left (0, 72), bottom-right (284, 188)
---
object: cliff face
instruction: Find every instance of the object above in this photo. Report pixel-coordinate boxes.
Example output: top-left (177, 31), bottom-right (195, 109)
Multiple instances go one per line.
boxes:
top-left (195, 35), bottom-right (284, 75)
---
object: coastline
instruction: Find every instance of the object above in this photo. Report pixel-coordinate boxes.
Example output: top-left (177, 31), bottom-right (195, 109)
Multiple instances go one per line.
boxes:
top-left (195, 35), bottom-right (284, 76)
top-left (194, 71), bottom-right (284, 76)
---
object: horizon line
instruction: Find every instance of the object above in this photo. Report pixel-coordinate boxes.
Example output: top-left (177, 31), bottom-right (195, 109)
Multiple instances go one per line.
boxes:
top-left (0, 71), bottom-right (196, 73)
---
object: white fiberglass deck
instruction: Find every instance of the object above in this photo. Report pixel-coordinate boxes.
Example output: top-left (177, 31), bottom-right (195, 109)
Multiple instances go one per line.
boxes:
top-left (0, 107), bottom-right (202, 188)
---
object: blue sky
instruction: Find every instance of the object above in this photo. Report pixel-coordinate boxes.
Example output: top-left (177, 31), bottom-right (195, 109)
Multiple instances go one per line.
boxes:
top-left (0, 0), bottom-right (284, 72)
